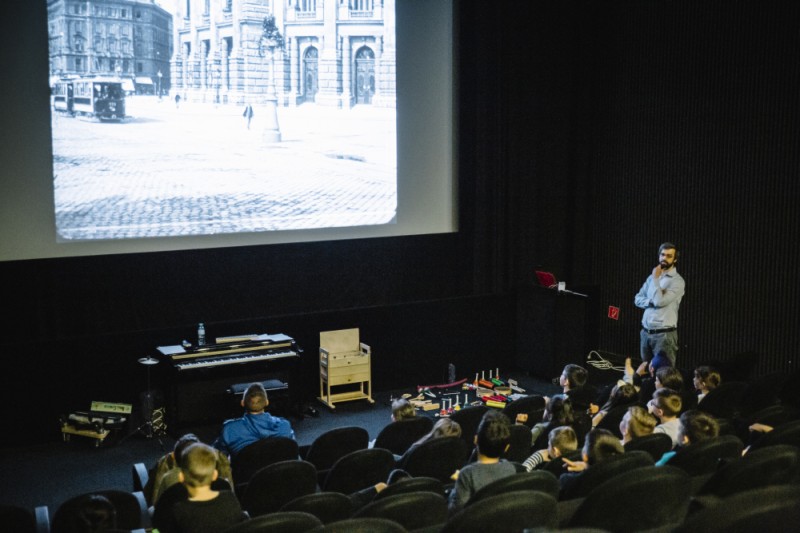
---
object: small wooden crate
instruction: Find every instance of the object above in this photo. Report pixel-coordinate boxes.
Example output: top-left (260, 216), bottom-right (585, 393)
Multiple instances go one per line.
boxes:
top-left (61, 401), bottom-right (131, 447)
top-left (318, 328), bottom-right (374, 410)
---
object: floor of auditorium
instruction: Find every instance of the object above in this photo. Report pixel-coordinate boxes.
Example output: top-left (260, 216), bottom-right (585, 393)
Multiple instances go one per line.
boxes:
top-left (0, 370), bottom-right (559, 515)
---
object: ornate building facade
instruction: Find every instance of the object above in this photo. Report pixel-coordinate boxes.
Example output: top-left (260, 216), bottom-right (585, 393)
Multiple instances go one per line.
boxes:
top-left (47, 0), bottom-right (172, 94)
top-left (171, 0), bottom-right (395, 107)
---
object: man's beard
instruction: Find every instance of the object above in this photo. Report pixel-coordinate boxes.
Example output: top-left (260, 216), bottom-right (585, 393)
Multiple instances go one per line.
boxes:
top-left (660, 261), bottom-right (673, 270)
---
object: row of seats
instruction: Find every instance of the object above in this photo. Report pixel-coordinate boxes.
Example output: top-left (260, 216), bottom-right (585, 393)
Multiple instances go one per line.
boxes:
top-left (213, 442), bottom-right (800, 532)
top-left (13, 442), bottom-right (800, 533)
top-left (6, 489), bottom-right (149, 533)
top-left (200, 483), bottom-right (800, 532)
top-left (13, 387), bottom-right (800, 532)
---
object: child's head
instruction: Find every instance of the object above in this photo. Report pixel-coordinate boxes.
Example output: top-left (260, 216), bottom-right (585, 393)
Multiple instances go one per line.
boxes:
top-left (582, 428), bottom-right (624, 465)
top-left (693, 366), bottom-right (721, 392)
top-left (74, 494), bottom-right (117, 531)
top-left (649, 388), bottom-right (682, 420)
top-left (655, 367), bottom-right (685, 391)
top-left (243, 383), bottom-right (268, 413)
top-left (173, 433), bottom-right (201, 464)
top-left (391, 398), bottom-right (416, 421)
top-left (544, 394), bottom-right (575, 425)
top-left (620, 406), bottom-right (658, 438)
top-left (561, 364), bottom-right (588, 389)
top-left (678, 410), bottom-right (719, 445)
top-left (607, 383), bottom-right (638, 407)
top-left (547, 425), bottom-right (578, 457)
top-left (430, 418), bottom-right (461, 439)
top-left (475, 410), bottom-right (511, 458)
top-left (413, 417), bottom-right (461, 447)
top-left (180, 442), bottom-right (219, 488)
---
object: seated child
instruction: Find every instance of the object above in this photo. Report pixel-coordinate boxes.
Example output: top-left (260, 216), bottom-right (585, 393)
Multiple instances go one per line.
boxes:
top-left (369, 398), bottom-right (418, 448)
top-left (558, 428), bottom-right (625, 493)
top-left (448, 410), bottom-right (516, 514)
top-left (158, 442), bottom-right (247, 533)
top-left (64, 494), bottom-right (117, 532)
top-left (559, 364), bottom-right (598, 413)
top-left (649, 388), bottom-right (683, 448)
top-left (530, 394), bottom-right (590, 451)
top-left (398, 417), bottom-right (462, 462)
top-left (590, 383), bottom-right (639, 428)
top-left (391, 398), bottom-right (417, 421)
top-left (623, 353), bottom-right (673, 404)
top-left (147, 433), bottom-right (232, 506)
top-left (693, 365), bottom-right (722, 403)
top-left (656, 410), bottom-right (720, 465)
top-left (656, 367), bottom-right (697, 413)
top-left (521, 425), bottom-right (579, 473)
top-left (620, 405), bottom-right (658, 445)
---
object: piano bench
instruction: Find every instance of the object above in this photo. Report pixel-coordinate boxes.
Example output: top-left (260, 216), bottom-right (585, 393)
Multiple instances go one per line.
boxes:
top-left (227, 379), bottom-right (288, 396)
top-left (226, 379), bottom-right (290, 418)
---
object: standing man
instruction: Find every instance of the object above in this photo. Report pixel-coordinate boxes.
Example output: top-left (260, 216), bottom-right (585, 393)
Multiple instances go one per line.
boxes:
top-left (635, 242), bottom-right (685, 366)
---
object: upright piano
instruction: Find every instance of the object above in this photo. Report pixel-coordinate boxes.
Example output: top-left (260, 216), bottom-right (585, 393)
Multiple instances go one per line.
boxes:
top-left (157, 333), bottom-right (302, 428)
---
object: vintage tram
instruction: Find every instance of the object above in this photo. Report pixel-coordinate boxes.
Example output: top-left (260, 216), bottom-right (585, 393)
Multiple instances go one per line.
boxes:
top-left (52, 78), bottom-right (126, 121)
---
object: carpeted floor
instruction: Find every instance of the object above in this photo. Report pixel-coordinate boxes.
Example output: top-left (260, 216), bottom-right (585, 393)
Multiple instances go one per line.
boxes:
top-left (0, 371), bottom-right (558, 516)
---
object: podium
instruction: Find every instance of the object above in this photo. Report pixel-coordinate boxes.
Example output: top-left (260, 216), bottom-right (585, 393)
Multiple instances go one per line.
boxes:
top-left (516, 284), bottom-right (589, 380)
top-left (318, 328), bottom-right (374, 410)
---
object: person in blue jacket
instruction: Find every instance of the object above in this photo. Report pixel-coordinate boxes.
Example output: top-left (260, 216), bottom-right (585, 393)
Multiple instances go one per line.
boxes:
top-left (213, 382), bottom-right (295, 457)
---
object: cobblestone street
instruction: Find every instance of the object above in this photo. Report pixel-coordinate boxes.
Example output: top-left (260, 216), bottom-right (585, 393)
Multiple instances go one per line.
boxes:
top-left (52, 97), bottom-right (397, 240)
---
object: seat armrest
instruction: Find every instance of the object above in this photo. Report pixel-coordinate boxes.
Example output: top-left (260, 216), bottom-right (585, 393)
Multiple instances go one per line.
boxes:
top-left (132, 462), bottom-right (149, 493)
top-left (34, 505), bottom-right (50, 533)
top-left (133, 490), bottom-right (151, 529)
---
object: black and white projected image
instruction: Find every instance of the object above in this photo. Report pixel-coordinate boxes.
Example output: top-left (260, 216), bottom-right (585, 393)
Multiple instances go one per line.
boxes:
top-left (48, 1), bottom-right (397, 241)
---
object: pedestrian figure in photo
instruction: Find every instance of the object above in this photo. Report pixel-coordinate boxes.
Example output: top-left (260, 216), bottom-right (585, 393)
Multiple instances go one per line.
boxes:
top-left (243, 103), bottom-right (254, 129)
top-left (174, 93), bottom-right (181, 108)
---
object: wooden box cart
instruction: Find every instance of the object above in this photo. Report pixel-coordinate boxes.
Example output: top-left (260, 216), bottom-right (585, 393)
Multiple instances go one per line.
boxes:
top-left (318, 328), bottom-right (374, 410)
top-left (61, 401), bottom-right (131, 447)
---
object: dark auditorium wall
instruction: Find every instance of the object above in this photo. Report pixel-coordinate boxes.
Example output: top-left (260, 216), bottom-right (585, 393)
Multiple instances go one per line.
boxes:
top-left (493, 0), bottom-right (800, 377)
top-left (2, 1), bottom-right (800, 446)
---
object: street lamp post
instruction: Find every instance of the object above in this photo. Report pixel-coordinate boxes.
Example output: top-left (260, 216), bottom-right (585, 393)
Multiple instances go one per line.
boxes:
top-left (156, 49), bottom-right (162, 99)
top-left (259, 37), bottom-right (281, 143)
top-left (257, 15), bottom-right (284, 143)
top-left (214, 65), bottom-right (221, 104)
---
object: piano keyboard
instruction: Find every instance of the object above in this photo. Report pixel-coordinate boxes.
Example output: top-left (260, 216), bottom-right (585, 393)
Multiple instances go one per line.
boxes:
top-left (174, 349), bottom-right (299, 371)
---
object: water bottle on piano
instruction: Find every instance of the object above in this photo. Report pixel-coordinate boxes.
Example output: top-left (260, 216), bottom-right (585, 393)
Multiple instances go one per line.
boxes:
top-left (197, 322), bottom-right (206, 346)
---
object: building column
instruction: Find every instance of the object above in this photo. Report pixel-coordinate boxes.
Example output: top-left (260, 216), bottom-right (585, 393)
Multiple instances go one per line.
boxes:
top-left (288, 37), bottom-right (300, 106)
top-left (315, 0), bottom-right (341, 107)
top-left (171, 55), bottom-right (181, 94)
top-left (374, 0), bottom-right (396, 108)
top-left (221, 41), bottom-right (230, 103)
top-left (201, 40), bottom-right (209, 101)
top-left (341, 36), bottom-right (352, 108)
top-left (372, 36), bottom-right (382, 103)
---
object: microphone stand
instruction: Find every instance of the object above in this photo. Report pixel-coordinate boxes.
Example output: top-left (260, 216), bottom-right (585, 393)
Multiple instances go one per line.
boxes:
top-left (119, 356), bottom-right (165, 449)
